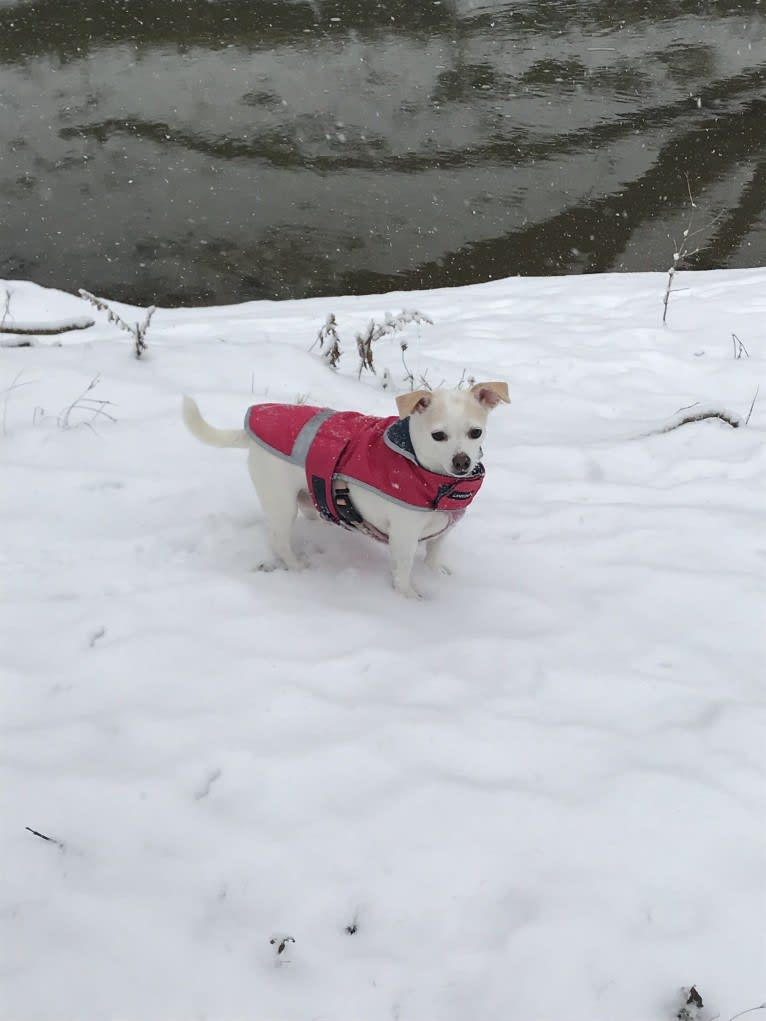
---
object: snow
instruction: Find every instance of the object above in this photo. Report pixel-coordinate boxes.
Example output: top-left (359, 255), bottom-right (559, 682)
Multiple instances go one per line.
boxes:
top-left (1, 269), bottom-right (764, 1021)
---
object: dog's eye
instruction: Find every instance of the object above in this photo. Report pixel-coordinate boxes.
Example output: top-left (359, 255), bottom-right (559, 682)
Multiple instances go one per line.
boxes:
top-left (468, 428), bottom-right (483, 440)
top-left (431, 430), bottom-right (448, 442)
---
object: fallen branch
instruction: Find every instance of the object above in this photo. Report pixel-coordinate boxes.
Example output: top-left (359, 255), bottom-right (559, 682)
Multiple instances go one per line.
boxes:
top-left (654, 409), bottom-right (741, 434)
top-left (0, 287), bottom-right (94, 341)
top-left (652, 386), bottom-right (761, 433)
top-left (0, 318), bottom-right (94, 337)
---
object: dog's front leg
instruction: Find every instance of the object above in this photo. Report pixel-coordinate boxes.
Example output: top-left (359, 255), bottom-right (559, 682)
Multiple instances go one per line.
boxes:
top-left (424, 531), bottom-right (451, 575)
top-left (387, 516), bottom-right (425, 599)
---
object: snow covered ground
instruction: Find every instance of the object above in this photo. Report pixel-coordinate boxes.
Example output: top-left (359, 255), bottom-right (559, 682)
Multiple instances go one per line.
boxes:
top-left (1, 269), bottom-right (764, 1021)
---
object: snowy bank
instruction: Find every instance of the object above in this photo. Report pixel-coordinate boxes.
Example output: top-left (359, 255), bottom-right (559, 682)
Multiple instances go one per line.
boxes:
top-left (1, 269), bottom-right (764, 1021)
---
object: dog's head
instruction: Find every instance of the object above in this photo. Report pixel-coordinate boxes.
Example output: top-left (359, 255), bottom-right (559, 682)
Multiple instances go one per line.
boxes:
top-left (395, 382), bottom-right (509, 477)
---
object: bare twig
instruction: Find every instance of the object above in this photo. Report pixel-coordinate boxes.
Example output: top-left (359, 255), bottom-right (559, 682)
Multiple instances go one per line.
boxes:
top-left (744, 385), bottom-right (760, 426)
top-left (731, 1004), bottom-right (766, 1021)
top-left (79, 289), bottom-right (154, 358)
top-left (662, 175), bottom-right (723, 326)
top-left (728, 1005), bottom-right (766, 1021)
top-left (25, 826), bottom-right (65, 849)
top-left (684, 172), bottom-right (697, 209)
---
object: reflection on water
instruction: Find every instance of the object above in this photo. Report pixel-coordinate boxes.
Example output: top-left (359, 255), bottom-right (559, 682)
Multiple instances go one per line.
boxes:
top-left (0, 0), bottom-right (764, 305)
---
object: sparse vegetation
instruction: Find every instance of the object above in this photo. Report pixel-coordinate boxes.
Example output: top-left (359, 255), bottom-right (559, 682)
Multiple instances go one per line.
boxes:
top-left (312, 309), bottom-right (433, 382)
top-left (55, 375), bottom-right (116, 432)
top-left (662, 175), bottom-right (722, 326)
top-left (674, 987), bottom-right (766, 1021)
top-left (79, 288), bottom-right (154, 358)
top-left (269, 935), bottom-right (295, 956)
top-left (731, 333), bottom-right (749, 359)
top-left (651, 385), bottom-right (760, 435)
top-left (314, 312), bottom-right (342, 369)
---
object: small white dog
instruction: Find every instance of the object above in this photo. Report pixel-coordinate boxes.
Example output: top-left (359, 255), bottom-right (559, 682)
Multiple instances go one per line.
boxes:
top-left (182, 382), bottom-right (508, 598)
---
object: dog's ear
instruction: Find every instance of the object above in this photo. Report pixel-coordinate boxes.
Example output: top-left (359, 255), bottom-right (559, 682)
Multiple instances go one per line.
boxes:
top-left (471, 381), bottom-right (510, 409)
top-left (395, 390), bottom-right (432, 418)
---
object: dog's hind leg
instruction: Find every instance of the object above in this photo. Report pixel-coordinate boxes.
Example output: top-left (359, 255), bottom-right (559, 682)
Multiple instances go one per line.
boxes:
top-left (262, 496), bottom-right (304, 571)
top-left (297, 492), bottom-right (319, 520)
top-left (247, 449), bottom-right (306, 571)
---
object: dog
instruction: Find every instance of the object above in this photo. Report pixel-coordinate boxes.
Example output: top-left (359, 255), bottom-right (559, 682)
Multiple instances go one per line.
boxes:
top-left (182, 382), bottom-right (509, 598)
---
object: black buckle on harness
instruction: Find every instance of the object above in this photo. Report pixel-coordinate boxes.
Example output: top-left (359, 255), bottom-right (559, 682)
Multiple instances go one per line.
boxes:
top-left (333, 485), bottom-right (364, 527)
top-left (310, 476), bottom-right (336, 522)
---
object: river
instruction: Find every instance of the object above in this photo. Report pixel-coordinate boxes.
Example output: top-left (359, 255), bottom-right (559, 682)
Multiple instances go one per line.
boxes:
top-left (1, 0), bottom-right (764, 306)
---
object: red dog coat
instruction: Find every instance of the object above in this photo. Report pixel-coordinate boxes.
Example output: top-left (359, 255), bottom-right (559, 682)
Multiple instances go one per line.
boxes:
top-left (244, 403), bottom-right (484, 539)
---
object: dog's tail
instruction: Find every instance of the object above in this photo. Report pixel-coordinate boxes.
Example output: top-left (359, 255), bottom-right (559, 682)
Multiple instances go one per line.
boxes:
top-left (181, 395), bottom-right (249, 449)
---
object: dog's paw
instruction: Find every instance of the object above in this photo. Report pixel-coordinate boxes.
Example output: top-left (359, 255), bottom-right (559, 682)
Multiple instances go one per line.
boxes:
top-left (426, 561), bottom-right (452, 576)
top-left (393, 583), bottom-right (423, 600)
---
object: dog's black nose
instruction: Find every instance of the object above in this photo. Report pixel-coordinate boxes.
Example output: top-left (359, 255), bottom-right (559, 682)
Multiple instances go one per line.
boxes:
top-left (452, 452), bottom-right (471, 474)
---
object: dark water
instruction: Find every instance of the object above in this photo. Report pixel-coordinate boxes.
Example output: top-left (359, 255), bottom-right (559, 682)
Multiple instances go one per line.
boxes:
top-left (1, 0), bottom-right (764, 306)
